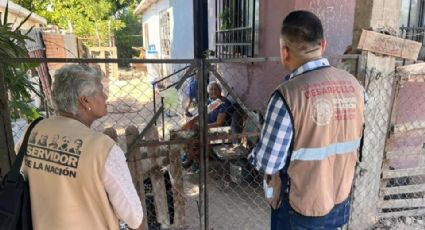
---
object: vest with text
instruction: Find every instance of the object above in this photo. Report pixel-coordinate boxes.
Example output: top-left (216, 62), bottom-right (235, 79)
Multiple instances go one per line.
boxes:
top-left (23, 116), bottom-right (118, 230)
top-left (278, 66), bottom-right (365, 216)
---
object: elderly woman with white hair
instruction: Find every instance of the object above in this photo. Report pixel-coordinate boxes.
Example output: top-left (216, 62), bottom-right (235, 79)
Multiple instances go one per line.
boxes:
top-left (206, 81), bottom-right (232, 128)
top-left (16, 64), bottom-right (143, 230)
top-left (181, 81), bottom-right (233, 172)
top-left (182, 81), bottom-right (232, 129)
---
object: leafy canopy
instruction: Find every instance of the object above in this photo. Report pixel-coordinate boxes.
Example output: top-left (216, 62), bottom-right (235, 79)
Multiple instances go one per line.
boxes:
top-left (115, 6), bottom-right (143, 61)
top-left (18, 0), bottom-right (137, 39)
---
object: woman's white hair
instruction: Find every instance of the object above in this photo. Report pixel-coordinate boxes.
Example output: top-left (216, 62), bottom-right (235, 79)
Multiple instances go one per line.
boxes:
top-left (52, 64), bottom-right (103, 115)
top-left (207, 81), bottom-right (222, 92)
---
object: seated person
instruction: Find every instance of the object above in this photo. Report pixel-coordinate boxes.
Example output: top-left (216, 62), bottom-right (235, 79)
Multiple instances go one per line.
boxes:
top-left (181, 81), bottom-right (233, 172)
top-left (206, 81), bottom-right (232, 128)
top-left (182, 81), bottom-right (232, 130)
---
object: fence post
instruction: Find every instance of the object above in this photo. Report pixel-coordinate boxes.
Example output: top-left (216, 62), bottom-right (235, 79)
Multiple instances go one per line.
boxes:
top-left (103, 127), bottom-right (118, 142)
top-left (125, 126), bottom-right (148, 230)
top-left (146, 126), bottom-right (170, 228)
top-left (349, 0), bottom-right (401, 228)
top-left (197, 58), bottom-right (209, 230)
top-left (349, 55), bottom-right (396, 229)
top-left (169, 130), bottom-right (186, 228)
top-left (0, 64), bottom-right (15, 179)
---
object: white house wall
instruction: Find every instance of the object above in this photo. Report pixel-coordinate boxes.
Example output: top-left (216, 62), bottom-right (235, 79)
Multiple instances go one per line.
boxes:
top-left (142, 0), bottom-right (170, 56)
top-left (169, 0), bottom-right (194, 78)
top-left (207, 0), bottom-right (216, 53)
top-left (170, 0), bottom-right (194, 59)
top-left (142, 0), bottom-right (194, 83)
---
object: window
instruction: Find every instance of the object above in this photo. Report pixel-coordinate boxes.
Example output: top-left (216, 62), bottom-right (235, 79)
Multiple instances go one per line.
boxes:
top-left (400, 0), bottom-right (425, 59)
top-left (215, 0), bottom-right (257, 58)
top-left (160, 11), bottom-right (171, 56)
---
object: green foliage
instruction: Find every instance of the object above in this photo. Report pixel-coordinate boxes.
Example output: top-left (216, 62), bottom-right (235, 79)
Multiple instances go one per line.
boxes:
top-left (220, 7), bottom-right (232, 30)
top-left (115, 8), bottom-right (143, 64)
top-left (0, 1), bottom-right (41, 120)
top-left (19, 0), bottom-right (128, 40)
top-left (6, 67), bottom-right (41, 120)
top-left (18, 0), bottom-right (144, 60)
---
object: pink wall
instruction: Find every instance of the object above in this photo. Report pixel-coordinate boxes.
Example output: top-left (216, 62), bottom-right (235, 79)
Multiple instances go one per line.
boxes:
top-left (258, 0), bottom-right (295, 57)
top-left (216, 61), bottom-right (285, 112)
top-left (215, 0), bottom-right (356, 113)
top-left (295, 0), bottom-right (356, 60)
top-left (256, 0), bottom-right (356, 59)
top-left (216, 0), bottom-right (293, 112)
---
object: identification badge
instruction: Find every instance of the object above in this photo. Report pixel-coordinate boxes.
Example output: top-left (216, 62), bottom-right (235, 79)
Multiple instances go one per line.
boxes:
top-left (263, 179), bottom-right (273, 199)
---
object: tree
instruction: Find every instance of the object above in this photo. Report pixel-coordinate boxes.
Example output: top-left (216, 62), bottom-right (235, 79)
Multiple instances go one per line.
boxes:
top-left (115, 7), bottom-right (143, 64)
top-left (19, 0), bottom-right (128, 41)
top-left (19, 0), bottom-right (143, 56)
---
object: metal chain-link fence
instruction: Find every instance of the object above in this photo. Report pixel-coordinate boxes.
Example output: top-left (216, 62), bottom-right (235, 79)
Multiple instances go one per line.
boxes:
top-left (202, 59), bottom-right (283, 230)
top-left (6, 55), bottom-right (425, 230)
top-left (373, 63), bottom-right (425, 229)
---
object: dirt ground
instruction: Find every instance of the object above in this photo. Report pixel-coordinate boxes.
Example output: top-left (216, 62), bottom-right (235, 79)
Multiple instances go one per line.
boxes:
top-left (183, 162), bottom-right (269, 230)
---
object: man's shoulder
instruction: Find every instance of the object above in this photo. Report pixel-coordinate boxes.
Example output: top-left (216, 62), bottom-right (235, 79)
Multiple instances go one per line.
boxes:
top-left (273, 80), bottom-right (290, 95)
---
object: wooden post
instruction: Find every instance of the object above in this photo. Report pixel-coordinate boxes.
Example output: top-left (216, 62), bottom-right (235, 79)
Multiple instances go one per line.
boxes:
top-left (169, 130), bottom-right (186, 228)
top-left (0, 64), bottom-right (15, 179)
top-left (125, 126), bottom-right (148, 230)
top-left (145, 125), bottom-right (170, 228)
top-left (103, 127), bottom-right (118, 142)
top-left (349, 0), bottom-right (402, 229)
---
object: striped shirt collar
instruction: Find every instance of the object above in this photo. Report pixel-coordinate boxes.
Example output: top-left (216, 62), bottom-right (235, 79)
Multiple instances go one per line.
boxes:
top-left (286, 58), bottom-right (330, 80)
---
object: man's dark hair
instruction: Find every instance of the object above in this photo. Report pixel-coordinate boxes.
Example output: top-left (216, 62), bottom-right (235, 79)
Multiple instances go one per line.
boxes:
top-left (281, 11), bottom-right (324, 47)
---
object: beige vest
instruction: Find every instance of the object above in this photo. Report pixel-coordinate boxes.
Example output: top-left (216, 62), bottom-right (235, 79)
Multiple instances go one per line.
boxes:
top-left (23, 116), bottom-right (118, 230)
top-left (278, 66), bottom-right (364, 216)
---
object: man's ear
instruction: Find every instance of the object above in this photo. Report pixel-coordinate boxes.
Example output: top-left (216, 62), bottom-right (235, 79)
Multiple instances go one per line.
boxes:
top-left (78, 95), bottom-right (91, 111)
top-left (321, 39), bottom-right (327, 55)
top-left (281, 46), bottom-right (289, 63)
top-left (280, 46), bottom-right (291, 69)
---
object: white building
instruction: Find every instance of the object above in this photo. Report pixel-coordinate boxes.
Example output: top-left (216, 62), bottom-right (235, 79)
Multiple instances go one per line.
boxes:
top-left (134, 0), bottom-right (194, 85)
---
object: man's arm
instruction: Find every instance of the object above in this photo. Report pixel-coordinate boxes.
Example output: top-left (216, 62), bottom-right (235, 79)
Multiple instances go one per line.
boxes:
top-left (248, 92), bottom-right (293, 175)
